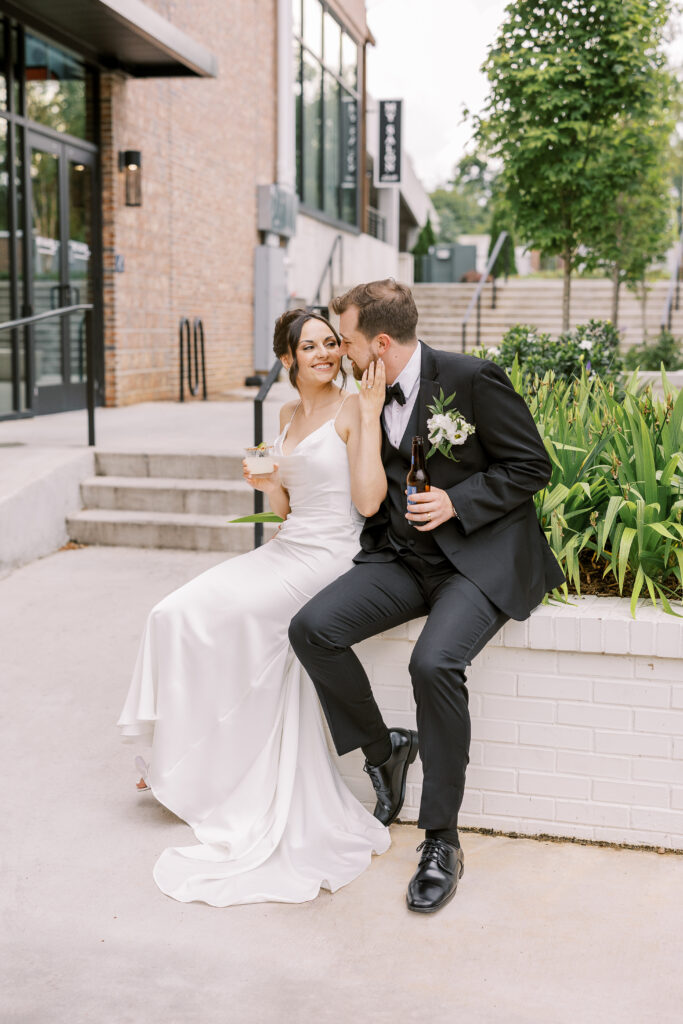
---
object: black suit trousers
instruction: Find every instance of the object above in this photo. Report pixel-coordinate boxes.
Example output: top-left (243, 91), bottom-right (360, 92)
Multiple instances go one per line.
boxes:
top-left (289, 554), bottom-right (509, 830)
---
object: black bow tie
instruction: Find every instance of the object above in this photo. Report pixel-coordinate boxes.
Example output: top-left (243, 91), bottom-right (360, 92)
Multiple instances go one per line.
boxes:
top-left (384, 382), bottom-right (406, 407)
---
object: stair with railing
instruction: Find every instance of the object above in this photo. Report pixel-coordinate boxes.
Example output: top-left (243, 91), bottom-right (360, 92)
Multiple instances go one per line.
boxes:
top-left (67, 451), bottom-right (276, 552)
top-left (414, 277), bottom-right (683, 353)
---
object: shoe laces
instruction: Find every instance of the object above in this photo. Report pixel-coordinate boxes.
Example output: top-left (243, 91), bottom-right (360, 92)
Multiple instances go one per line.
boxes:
top-left (363, 762), bottom-right (383, 786)
top-left (416, 838), bottom-right (454, 872)
top-left (363, 762), bottom-right (392, 809)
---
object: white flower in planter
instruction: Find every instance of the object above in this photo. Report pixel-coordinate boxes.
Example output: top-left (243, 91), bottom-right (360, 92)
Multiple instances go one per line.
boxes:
top-left (579, 339), bottom-right (593, 351)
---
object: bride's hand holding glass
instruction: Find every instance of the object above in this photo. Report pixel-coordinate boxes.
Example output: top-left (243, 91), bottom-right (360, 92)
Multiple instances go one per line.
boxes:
top-left (242, 459), bottom-right (282, 494)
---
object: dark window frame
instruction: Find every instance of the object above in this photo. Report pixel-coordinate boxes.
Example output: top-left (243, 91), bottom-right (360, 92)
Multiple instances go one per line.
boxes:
top-left (0, 17), bottom-right (103, 420)
top-left (293, 0), bottom-right (360, 229)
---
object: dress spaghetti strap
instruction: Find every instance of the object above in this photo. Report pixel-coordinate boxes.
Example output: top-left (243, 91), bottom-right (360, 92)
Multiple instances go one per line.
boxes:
top-left (333, 390), bottom-right (351, 424)
top-left (287, 401), bottom-right (301, 428)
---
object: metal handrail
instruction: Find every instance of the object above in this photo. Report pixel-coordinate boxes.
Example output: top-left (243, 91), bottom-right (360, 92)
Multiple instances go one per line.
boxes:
top-left (0, 303), bottom-right (96, 445)
top-left (179, 316), bottom-right (207, 401)
top-left (660, 238), bottom-right (683, 331)
top-left (252, 358), bottom-right (283, 548)
top-left (460, 230), bottom-right (509, 353)
top-left (312, 233), bottom-right (343, 306)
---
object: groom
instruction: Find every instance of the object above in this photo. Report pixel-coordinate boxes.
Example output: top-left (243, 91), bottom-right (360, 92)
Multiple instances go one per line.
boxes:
top-left (289, 279), bottom-right (564, 913)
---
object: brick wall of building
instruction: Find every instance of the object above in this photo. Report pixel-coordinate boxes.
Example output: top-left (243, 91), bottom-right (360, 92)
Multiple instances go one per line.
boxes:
top-left (100, 0), bottom-right (277, 406)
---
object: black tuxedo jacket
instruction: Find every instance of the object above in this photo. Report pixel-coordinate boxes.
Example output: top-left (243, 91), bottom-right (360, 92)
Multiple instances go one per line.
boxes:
top-left (356, 342), bottom-right (565, 620)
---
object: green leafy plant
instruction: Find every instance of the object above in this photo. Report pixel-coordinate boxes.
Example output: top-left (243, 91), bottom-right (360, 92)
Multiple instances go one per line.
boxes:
top-left (623, 328), bottom-right (683, 371)
top-left (507, 362), bottom-right (683, 616)
top-left (490, 320), bottom-right (623, 385)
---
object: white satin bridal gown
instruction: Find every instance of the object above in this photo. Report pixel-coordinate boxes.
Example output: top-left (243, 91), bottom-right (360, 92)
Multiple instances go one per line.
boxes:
top-left (117, 401), bottom-right (390, 906)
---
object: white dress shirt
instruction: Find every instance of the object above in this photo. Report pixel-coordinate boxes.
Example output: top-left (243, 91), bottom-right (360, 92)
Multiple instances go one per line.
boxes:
top-left (382, 342), bottom-right (422, 449)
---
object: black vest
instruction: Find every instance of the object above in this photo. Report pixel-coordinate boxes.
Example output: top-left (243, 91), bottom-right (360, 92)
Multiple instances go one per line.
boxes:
top-left (382, 401), bottom-right (445, 564)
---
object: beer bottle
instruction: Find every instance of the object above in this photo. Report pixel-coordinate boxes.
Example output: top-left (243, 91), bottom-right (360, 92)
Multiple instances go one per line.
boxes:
top-left (407, 436), bottom-right (430, 525)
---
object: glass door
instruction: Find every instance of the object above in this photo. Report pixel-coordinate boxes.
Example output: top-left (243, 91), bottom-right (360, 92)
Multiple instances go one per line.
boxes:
top-left (27, 132), bottom-right (94, 413)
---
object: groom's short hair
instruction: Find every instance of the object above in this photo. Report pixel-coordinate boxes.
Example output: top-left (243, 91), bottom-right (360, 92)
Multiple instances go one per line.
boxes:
top-left (331, 279), bottom-right (418, 343)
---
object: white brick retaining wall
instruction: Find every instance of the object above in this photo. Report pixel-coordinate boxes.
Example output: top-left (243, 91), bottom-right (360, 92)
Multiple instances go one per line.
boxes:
top-left (329, 596), bottom-right (683, 850)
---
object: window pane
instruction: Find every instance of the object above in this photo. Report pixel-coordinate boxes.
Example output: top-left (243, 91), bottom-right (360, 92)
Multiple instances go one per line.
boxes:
top-left (341, 32), bottom-right (357, 89)
top-left (340, 92), bottom-right (358, 227)
top-left (30, 147), bottom-right (62, 387)
top-left (0, 118), bottom-right (10, 412)
top-left (25, 34), bottom-right (94, 140)
top-left (302, 52), bottom-right (321, 209)
top-left (294, 38), bottom-right (302, 199)
top-left (16, 125), bottom-right (26, 410)
top-left (323, 11), bottom-right (341, 73)
top-left (303, 0), bottom-right (322, 57)
top-left (11, 25), bottom-right (21, 114)
top-left (0, 27), bottom-right (6, 110)
top-left (323, 73), bottom-right (340, 219)
top-left (68, 160), bottom-right (92, 384)
top-left (292, 0), bottom-right (302, 37)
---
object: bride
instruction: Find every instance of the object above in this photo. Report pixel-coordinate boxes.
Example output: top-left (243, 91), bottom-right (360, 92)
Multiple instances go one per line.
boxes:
top-left (117, 308), bottom-right (391, 907)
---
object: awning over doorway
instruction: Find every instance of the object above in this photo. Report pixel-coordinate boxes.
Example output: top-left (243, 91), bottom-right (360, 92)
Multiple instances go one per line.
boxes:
top-left (0, 0), bottom-right (218, 77)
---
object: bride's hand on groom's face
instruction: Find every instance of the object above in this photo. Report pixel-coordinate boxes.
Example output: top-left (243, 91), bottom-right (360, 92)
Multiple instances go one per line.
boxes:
top-left (242, 460), bottom-right (281, 493)
top-left (359, 359), bottom-right (386, 419)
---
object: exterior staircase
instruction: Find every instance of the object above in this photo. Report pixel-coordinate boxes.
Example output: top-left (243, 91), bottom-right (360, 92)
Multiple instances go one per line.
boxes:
top-left (67, 451), bottom-right (274, 553)
top-left (414, 278), bottom-right (683, 353)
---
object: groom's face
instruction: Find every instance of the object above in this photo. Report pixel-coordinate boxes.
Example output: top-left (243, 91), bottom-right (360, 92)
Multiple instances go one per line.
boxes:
top-left (339, 305), bottom-right (381, 380)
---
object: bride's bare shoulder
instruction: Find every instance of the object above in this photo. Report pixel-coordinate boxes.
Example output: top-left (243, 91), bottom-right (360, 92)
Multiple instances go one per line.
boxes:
top-left (279, 399), bottom-right (299, 430)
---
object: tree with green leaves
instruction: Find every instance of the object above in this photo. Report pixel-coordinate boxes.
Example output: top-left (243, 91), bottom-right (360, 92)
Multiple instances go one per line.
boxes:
top-left (487, 205), bottom-right (518, 277)
top-left (430, 152), bottom-right (497, 240)
top-left (588, 154), bottom-right (674, 329)
top-left (411, 215), bottom-right (437, 256)
top-left (476, 0), bottom-right (676, 330)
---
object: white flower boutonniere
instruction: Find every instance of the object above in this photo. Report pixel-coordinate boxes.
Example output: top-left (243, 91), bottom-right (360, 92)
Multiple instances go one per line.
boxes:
top-left (426, 388), bottom-right (475, 462)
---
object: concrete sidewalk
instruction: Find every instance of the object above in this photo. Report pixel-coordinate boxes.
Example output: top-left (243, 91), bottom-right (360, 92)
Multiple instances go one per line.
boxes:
top-left (2, 544), bottom-right (683, 1024)
top-left (0, 387), bottom-right (296, 457)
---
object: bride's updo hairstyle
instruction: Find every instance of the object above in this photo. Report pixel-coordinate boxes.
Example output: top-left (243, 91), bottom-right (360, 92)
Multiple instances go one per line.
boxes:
top-left (273, 308), bottom-right (346, 390)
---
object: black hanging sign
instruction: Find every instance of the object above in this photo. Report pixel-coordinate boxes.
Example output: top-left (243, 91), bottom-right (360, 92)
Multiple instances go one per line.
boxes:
top-left (378, 99), bottom-right (402, 184)
top-left (340, 95), bottom-right (358, 189)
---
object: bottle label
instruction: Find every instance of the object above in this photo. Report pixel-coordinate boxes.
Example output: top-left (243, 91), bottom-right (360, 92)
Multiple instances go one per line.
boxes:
top-left (407, 485), bottom-right (417, 496)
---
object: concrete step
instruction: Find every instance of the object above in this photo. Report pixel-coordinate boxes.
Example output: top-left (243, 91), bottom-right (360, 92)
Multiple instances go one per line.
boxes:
top-left (67, 509), bottom-right (277, 552)
top-left (81, 476), bottom-right (253, 516)
top-left (94, 451), bottom-right (244, 480)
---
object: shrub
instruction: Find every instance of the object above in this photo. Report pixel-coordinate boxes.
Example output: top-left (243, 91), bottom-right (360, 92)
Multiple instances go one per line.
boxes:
top-left (505, 361), bottom-right (683, 616)
top-left (489, 319), bottom-right (623, 385)
top-left (623, 328), bottom-right (683, 371)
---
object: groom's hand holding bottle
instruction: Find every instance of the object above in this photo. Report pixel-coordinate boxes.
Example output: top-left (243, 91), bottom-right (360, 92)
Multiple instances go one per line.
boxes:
top-left (406, 488), bottom-right (459, 531)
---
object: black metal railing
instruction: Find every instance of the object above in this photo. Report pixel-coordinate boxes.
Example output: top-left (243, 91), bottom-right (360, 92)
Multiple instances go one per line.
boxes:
top-left (660, 238), bottom-right (683, 332)
top-left (179, 316), bottom-right (207, 401)
top-left (252, 358), bottom-right (282, 547)
top-left (0, 304), bottom-right (96, 444)
top-left (312, 233), bottom-right (343, 306)
top-left (460, 231), bottom-right (511, 352)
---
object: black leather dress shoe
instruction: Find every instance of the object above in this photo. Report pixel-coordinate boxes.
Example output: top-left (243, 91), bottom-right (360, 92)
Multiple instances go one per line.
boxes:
top-left (363, 728), bottom-right (418, 826)
top-left (406, 838), bottom-right (465, 914)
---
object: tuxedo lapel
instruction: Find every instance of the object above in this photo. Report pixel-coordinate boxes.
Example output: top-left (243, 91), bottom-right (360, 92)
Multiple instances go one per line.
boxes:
top-left (416, 342), bottom-right (442, 449)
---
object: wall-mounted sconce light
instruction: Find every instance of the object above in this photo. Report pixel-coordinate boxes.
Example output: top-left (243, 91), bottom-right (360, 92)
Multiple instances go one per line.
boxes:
top-left (118, 150), bottom-right (142, 207)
